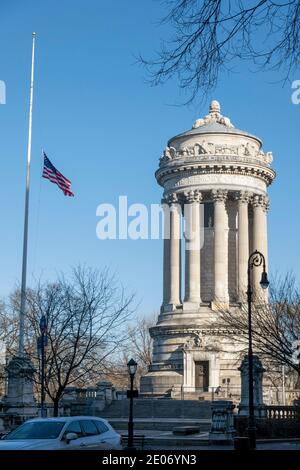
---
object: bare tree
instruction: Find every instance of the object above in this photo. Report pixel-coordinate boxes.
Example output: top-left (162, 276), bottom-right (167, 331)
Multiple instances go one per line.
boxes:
top-left (3, 267), bottom-right (135, 416)
top-left (216, 274), bottom-right (300, 378)
top-left (140, 0), bottom-right (300, 102)
top-left (106, 313), bottom-right (156, 389)
top-left (127, 314), bottom-right (155, 370)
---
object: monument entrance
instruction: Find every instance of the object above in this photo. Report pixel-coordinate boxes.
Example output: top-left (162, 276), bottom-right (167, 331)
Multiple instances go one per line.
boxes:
top-left (195, 361), bottom-right (209, 391)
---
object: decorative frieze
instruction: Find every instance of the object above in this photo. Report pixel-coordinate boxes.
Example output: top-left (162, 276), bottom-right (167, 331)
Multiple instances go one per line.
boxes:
top-left (159, 142), bottom-right (273, 166)
top-left (149, 363), bottom-right (183, 372)
top-left (163, 173), bottom-right (267, 192)
top-left (150, 326), bottom-right (242, 338)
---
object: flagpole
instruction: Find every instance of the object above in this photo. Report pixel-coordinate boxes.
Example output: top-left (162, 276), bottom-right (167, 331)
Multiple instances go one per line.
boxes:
top-left (19, 32), bottom-right (36, 355)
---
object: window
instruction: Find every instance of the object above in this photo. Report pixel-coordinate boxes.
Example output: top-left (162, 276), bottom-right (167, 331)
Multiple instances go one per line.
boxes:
top-left (80, 420), bottom-right (99, 436)
top-left (4, 421), bottom-right (65, 440)
top-left (93, 420), bottom-right (109, 434)
top-left (64, 421), bottom-right (83, 438)
top-left (204, 203), bottom-right (214, 228)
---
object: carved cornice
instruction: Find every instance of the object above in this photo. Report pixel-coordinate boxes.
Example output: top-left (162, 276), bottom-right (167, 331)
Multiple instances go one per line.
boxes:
top-left (156, 163), bottom-right (276, 187)
top-left (211, 189), bottom-right (228, 203)
top-left (183, 189), bottom-right (202, 204)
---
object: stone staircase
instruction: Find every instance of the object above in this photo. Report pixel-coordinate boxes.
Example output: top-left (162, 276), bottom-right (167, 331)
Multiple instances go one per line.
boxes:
top-left (100, 398), bottom-right (212, 420)
top-left (99, 399), bottom-right (212, 433)
top-left (108, 418), bottom-right (211, 432)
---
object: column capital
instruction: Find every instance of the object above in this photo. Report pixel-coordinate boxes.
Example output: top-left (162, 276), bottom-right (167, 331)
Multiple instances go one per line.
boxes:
top-left (252, 194), bottom-right (269, 211)
top-left (235, 190), bottom-right (252, 204)
top-left (183, 189), bottom-right (202, 204)
top-left (162, 192), bottom-right (179, 205)
top-left (211, 189), bottom-right (228, 203)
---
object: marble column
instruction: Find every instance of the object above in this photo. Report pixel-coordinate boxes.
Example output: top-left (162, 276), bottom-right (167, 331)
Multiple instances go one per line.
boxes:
top-left (212, 189), bottom-right (229, 305)
top-left (183, 190), bottom-right (202, 310)
top-left (252, 194), bottom-right (269, 297)
top-left (162, 193), bottom-right (182, 311)
top-left (236, 191), bottom-right (251, 301)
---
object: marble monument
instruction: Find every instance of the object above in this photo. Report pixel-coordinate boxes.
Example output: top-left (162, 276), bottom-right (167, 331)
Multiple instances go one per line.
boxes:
top-left (140, 101), bottom-right (276, 399)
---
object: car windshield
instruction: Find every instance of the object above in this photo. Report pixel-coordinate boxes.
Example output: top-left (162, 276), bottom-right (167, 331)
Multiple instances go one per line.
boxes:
top-left (4, 421), bottom-right (65, 440)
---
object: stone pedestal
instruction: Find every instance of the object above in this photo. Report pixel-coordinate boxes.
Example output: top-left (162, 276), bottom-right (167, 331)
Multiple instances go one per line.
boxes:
top-left (238, 354), bottom-right (266, 417)
top-left (4, 355), bottom-right (37, 417)
top-left (209, 400), bottom-right (236, 443)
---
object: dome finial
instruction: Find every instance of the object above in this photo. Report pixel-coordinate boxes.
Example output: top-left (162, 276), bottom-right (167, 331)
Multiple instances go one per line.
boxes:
top-left (209, 100), bottom-right (221, 114)
top-left (192, 99), bottom-right (233, 129)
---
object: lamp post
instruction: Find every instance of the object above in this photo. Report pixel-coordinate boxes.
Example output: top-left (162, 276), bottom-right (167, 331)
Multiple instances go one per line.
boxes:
top-left (247, 250), bottom-right (269, 450)
top-left (127, 358), bottom-right (137, 449)
top-left (39, 315), bottom-right (47, 418)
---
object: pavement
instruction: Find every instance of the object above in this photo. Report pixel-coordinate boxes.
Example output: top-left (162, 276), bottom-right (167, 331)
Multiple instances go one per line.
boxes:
top-left (118, 429), bottom-right (300, 450)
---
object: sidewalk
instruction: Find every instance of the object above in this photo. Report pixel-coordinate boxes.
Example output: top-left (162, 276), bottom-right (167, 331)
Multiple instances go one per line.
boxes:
top-left (119, 428), bottom-right (300, 450)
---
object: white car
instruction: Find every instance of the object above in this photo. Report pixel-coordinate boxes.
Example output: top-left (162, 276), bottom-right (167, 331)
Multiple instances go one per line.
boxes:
top-left (0, 416), bottom-right (122, 450)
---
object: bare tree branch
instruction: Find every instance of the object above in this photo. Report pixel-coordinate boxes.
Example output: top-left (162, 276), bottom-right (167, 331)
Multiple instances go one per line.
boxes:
top-left (139, 0), bottom-right (300, 102)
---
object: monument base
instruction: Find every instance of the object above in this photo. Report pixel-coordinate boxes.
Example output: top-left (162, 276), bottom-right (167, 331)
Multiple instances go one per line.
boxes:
top-left (4, 355), bottom-right (37, 418)
top-left (140, 370), bottom-right (183, 397)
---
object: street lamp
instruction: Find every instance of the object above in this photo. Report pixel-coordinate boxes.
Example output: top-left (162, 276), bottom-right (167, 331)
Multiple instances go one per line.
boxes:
top-left (38, 315), bottom-right (48, 418)
top-left (247, 250), bottom-right (269, 450)
top-left (127, 358), bottom-right (137, 449)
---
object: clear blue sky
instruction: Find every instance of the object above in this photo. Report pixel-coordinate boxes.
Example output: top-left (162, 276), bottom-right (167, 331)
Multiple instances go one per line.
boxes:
top-left (0, 1), bottom-right (299, 317)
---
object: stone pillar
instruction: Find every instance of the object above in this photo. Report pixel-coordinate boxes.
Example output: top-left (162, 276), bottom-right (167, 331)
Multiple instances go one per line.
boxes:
top-left (212, 190), bottom-right (229, 305)
top-left (162, 193), bottom-right (181, 311)
top-left (162, 200), bottom-right (170, 307)
top-left (183, 190), bottom-right (202, 310)
top-left (238, 355), bottom-right (266, 417)
top-left (236, 191), bottom-right (251, 301)
top-left (252, 194), bottom-right (269, 297)
top-left (4, 355), bottom-right (37, 417)
top-left (209, 400), bottom-right (236, 443)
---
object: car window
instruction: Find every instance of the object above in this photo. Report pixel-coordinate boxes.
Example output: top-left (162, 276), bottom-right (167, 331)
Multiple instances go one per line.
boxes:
top-left (4, 421), bottom-right (65, 440)
top-left (64, 421), bottom-right (83, 438)
top-left (93, 420), bottom-right (109, 434)
top-left (80, 420), bottom-right (99, 436)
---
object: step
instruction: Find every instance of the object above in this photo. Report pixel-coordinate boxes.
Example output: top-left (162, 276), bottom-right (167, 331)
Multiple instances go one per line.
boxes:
top-left (120, 431), bottom-right (211, 449)
top-left (109, 418), bottom-right (211, 432)
top-left (173, 426), bottom-right (200, 435)
top-left (101, 399), bottom-right (212, 420)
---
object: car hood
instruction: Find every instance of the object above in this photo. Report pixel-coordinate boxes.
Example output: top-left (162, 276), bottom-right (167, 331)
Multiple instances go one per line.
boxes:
top-left (0, 439), bottom-right (59, 450)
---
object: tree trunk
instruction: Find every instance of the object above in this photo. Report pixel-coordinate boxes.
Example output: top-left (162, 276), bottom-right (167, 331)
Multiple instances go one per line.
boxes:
top-left (53, 398), bottom-right (60, 417)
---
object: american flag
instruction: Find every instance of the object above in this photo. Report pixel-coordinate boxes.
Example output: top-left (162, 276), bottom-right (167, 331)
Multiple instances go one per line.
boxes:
top-left (42, 152), bottom-right (74, 197)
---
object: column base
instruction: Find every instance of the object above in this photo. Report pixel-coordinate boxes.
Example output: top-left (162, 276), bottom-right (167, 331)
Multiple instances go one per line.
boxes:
top-left (161, 303), bottom-right (182, 313)
top-left (183, 301), bottom-right (201, 312)
top-left (211, 300), bottom-right (230, 311)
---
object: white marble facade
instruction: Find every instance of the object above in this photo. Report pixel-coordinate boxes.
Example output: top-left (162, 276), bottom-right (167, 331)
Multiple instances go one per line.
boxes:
top-left (140, 101), bottom-right (276, 398)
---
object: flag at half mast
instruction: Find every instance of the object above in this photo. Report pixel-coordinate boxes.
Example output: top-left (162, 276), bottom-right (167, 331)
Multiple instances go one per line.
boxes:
top-left (42, 152), bottom-right (74, 197)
